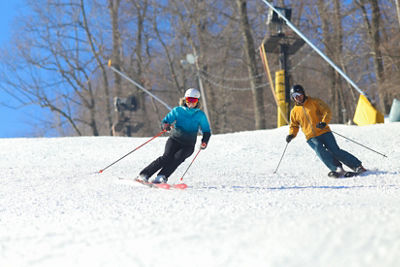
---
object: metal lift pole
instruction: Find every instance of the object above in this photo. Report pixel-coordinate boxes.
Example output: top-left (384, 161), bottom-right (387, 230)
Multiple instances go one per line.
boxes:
top-left (261, 0), bottom-right (367, 96)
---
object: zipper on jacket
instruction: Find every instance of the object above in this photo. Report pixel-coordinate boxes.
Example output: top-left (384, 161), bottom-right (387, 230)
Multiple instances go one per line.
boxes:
top-left (302, 106), bottom-right (317, 137)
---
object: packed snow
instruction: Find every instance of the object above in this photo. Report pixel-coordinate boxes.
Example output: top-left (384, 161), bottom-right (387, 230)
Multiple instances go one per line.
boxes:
top-left (1, 123), bottom-right (399, 267)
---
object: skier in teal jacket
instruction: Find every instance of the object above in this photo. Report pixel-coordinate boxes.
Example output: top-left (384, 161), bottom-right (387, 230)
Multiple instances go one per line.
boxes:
top-left (137, 88), bottom-right (211, 184)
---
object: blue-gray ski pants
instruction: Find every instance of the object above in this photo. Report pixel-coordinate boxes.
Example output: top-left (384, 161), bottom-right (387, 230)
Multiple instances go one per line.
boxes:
top-left (307, 132), bottom-right (361, 171)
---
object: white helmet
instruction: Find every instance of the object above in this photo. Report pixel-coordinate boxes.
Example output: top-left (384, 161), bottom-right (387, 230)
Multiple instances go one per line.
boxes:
top-left (184, 88), bottom-right (200, 99)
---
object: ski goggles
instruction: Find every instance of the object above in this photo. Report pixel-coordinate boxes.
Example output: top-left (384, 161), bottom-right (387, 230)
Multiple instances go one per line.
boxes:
top-left (291, 92), bottom-right (303, 99)
top-left (186, 97), bottom-right (199, 104)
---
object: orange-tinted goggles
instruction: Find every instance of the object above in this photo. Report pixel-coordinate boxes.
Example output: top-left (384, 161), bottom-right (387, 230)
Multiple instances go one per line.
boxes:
top-left (186, 97), bottom-right (199, 104)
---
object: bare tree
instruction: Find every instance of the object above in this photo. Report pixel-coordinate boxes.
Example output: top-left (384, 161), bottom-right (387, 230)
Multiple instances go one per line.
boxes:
top-left (316, 0), bottom-right (349, 123)
top-left (2, 0), bottom-right (399, 137)
top-left (236, 0), bottom-right (266, 129)
top-left (0, 0), bottom-right (115, 136)
top-left (108, 0), bottom-right (123, 135)
top-left (395, 0), bottom-right (400, 29)
top-left (356, 0), bottom-right (388, 113)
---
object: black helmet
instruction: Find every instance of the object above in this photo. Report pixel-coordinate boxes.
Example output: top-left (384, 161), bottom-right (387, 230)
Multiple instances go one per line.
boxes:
top-left (290, 84), bottom-right (305, 99)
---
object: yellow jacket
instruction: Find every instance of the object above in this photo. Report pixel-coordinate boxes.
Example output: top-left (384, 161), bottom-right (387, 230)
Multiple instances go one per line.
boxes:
top-left (289, 97), bottom-right (332, 140)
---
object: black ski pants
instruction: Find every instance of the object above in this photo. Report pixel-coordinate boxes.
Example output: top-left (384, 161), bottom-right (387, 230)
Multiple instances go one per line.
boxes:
top-left (140, 137), bottom-right (194, 180)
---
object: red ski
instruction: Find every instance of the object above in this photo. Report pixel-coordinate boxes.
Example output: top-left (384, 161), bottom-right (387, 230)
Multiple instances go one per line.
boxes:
top-left (133, 178), bottom-right (188, 190)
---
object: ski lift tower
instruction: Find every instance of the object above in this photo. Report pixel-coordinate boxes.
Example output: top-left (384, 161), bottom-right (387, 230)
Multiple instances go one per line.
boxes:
top-left (262, 6), bottom-right (304, 126)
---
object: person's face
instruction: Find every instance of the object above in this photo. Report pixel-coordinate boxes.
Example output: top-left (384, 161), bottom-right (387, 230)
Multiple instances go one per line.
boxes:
top-left (292, 93), bottom-right (304, 104)
top-left (185, 97), bottom-right (199, 108)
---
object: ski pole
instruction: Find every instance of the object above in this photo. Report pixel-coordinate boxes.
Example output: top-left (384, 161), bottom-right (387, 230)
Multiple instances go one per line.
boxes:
top-left (273, 142), bottom-right (289, 174)
top-left (331, 130), bottom-right (387, 158)
top-left (179, 148), bottom-right (202, 181)
top-left (98, 129), bottom-right (167, 173)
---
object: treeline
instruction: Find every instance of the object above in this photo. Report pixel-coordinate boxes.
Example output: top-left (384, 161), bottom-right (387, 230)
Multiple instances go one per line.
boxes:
top-left (0, 0), bottom-right (399, 137)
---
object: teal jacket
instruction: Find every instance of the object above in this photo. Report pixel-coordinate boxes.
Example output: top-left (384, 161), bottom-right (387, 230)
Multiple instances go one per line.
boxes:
top-left (162, 106), bottom-right (211, 146)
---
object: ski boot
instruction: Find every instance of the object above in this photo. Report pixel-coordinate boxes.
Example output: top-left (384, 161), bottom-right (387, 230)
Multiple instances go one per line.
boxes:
top-left (152, 175), bottom-right (167, 184)
top-left (328, 166), bottom-right (345, 178)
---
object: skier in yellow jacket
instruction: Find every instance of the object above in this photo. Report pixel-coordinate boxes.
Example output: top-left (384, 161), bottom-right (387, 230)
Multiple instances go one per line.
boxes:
top-left (286, 84), bottom-right (366, 178)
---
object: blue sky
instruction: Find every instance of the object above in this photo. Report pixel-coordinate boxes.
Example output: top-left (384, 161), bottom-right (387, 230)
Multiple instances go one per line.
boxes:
top-left (0, 1), bottom-right (41, 138)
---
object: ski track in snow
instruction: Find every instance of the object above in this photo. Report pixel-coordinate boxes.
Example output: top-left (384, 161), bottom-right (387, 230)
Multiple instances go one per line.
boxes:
top-left (1, 123), bottom-right (400, 267)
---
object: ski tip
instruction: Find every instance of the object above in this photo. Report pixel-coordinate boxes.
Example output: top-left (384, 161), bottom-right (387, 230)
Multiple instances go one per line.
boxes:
top-left (174, 183), bottom-right (188, 189)
top-left (99, 170), bottom-right (103, 173)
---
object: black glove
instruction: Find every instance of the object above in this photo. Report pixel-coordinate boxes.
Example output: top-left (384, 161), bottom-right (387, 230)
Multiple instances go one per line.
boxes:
top-left (162, 123), bottom-right (171, 131)
top-left (286, 134), bottom-right (294, 143)
top-left (316, 122), bottom-right (327, 129)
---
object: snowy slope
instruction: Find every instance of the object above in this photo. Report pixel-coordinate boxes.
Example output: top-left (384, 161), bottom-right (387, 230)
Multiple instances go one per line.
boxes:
top-left (1, 123), bottom-right (399, 267)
